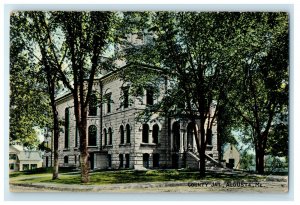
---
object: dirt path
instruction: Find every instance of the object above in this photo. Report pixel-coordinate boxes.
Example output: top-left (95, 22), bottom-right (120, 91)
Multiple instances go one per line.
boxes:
top-left (9, 180), bottom-right (288, 193)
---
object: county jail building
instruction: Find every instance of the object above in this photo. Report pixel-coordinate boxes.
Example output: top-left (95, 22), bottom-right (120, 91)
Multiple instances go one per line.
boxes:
top-left (43, 66), bottom-right (219, 170)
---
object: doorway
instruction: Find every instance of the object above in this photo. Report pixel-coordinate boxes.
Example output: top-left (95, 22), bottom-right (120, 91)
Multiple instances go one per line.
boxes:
top-left (172, 153), bottom-right (179, 168)
top-left (89, 153), bottom-right (94, 170)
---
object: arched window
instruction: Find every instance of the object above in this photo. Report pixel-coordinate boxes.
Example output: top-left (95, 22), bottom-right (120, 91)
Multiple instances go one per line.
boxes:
top-left (104, 128), bottom-right (107, 145)
top-left (108, 127), bottom-right (112, 145)
top-left (143, 153), bottom-right (149, 168)
top-left (88, 125), bottom-right (97, 146)
top-left (64, 108), bottom-right (69, 148)
top-left (64, 156), bottom-right (68, 164)
top-left (152, 124), bottom-right (159, 144)
top-left (126, 124), bottom-right (131, 143)
top-left (142, 124), bottom-right (149, 143)
top-left (89, 93), bottom-right (97, 116)
top-left (120, 125), bottom-right (124, 144)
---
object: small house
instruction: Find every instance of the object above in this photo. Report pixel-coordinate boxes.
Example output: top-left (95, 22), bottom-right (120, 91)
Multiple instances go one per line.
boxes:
top-left (9, 145), bottom-right (43, 172)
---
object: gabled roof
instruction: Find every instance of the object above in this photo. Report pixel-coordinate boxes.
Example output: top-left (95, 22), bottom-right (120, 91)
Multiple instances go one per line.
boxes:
top-left (10, 144), bottom-right (24, 152)
top-left (17, 151), bottom-right (43, 161)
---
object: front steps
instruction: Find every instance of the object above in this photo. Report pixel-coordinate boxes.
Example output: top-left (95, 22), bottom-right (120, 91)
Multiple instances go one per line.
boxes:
top-left (185, 151), bottom-right (232, 171)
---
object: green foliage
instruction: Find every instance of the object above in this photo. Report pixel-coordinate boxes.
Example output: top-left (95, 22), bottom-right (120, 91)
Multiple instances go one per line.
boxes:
top-left (217, 101), bottom-right (239, 160)
top-left (226, 13), bottom-right (288, 173)
top-left (117, 12), bottom-right (288, 174)
top-left (145, 170), bottom-right (160, 176)
top-left (264, 156), bottom-right (288, 173)
top-left (10, 11), bottom-right (117, 182)
top-left (239, 151), bottom-right (255, 171)
top-left (10, 13), bottom-right (53, 148)
top-left (165, 170), bottom-right (180, 177)
top-left (10, 11), bottom-right (288, 175)
top-left (266, 122), bottom-right (288, 157)
top-left (38, 141), bottom-right (52, 152)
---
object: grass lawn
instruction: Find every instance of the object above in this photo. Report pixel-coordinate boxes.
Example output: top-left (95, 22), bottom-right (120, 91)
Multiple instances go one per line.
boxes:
top-left (9, 169), bottom-right (266, 186)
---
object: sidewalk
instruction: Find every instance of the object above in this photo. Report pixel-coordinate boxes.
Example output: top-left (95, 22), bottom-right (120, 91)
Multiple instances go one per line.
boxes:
top-left (9, 175), bottom-right (288, 193)
top-left (10, 180), bottom-right (191, 192)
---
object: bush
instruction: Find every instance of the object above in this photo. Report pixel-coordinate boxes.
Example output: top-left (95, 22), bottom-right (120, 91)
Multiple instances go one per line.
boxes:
top-left (145, 170), bottom-right (160, 176)
top-left (165, 170), bottom-right (179, 176)
top-left (18, 167), bottom-right (77, 175)
top-left (23, 167), bottom-right (53, 174)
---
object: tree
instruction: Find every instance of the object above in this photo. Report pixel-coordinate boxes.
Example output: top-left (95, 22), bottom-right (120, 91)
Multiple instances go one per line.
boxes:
top-left (266, 121), bottom-right (288, 158)
top-left (10, 11), bottom-right (116, 183)
top-left (217, 101), bottom-right (238, 161)
top-left (10, 13), bottom-right (52, 150)
top-left (117, 12), bottom-right (244, 177)
top-left (227, 13), bottom-right (289, 174)
top-left (10, 11), bottom-right (64, 179)
top-left (239, 150), bottom-right (255, 171)
top-left (49, 11), bottom-right (115, 183)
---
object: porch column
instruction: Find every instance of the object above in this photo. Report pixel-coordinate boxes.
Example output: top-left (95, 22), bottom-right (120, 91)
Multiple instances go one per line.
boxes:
top-left (180, 130), bottom-right (184, 153)
top-left (170, 130), bottom-right (173, 151)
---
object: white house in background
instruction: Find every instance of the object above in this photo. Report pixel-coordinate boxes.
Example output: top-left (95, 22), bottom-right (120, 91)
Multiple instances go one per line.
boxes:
top-left (9, 145), bottom-right (43, 172)
top-left (222, 144), bottom-right (240, 169)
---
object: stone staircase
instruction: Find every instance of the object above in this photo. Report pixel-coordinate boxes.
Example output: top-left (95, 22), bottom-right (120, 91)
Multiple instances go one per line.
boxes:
top-left (184, 150), bottom-right (250, 177)
top-left (186, 151), bottom-right (200, 169)
top-left (186, 151), bottom-right (235, 172)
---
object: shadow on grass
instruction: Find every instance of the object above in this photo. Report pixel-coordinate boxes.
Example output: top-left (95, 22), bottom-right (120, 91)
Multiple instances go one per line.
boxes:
top-left (12, 169), bottom-right (270, 185)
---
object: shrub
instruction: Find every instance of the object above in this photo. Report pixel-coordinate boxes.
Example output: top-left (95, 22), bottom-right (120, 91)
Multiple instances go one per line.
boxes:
top-left (145, 170), bottom-right (160, 176)
top-left (165, 170), bottom-right (179, 176)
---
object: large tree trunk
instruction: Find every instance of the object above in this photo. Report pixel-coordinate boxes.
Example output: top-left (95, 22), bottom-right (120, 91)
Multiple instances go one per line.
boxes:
top-left (256, 147), bottom-right (265, 174)
top-left (52, 116), bottom-right (59, 180)
top-left (192, 116), bottom-right (206, 178)
top-left (45, 66), bottom-right (60, 180)
top-left (256, 133), bottom-right (267, 174)
top-left (79, 109), bottom-right (90, 183)
top-left (199, 117), bottom-right (206, 178)
top-left (48, 77), bottom-right (60, 180)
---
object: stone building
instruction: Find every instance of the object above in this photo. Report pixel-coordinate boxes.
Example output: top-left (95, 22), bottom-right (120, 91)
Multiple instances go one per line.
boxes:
top-left (43, 66), bottom-right (219, 170)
